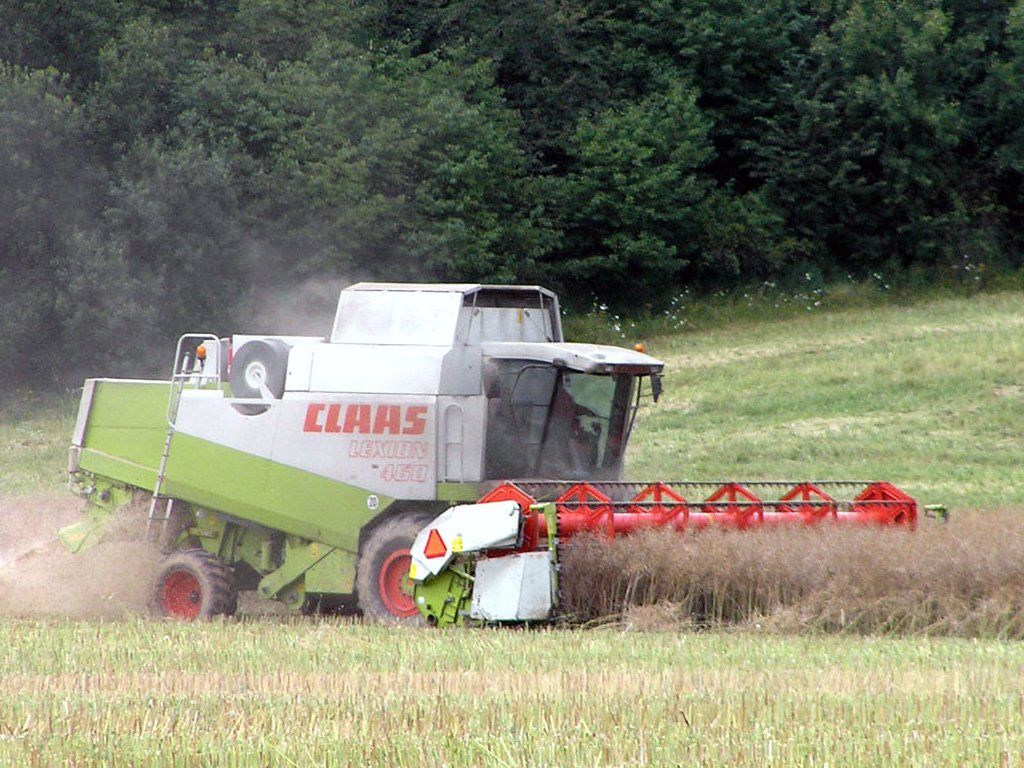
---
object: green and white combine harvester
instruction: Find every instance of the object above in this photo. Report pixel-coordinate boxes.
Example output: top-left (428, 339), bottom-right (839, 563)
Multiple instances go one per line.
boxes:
top-left (63, 282), bottom-right (927, 625)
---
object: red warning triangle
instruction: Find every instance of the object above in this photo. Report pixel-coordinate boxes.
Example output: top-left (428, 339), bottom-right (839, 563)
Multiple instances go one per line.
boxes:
top-left (423, 529), bottom-right (447, 559)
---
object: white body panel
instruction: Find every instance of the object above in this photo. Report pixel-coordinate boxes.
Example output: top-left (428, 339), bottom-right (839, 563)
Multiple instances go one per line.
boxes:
top-left (470, 551), bottom-right (555, 621)
top-left (176, 392), bottom-right (283, 460)
top-left (175, 390), bottom-right (438, 500)
top-left (285, 345), bottom-right (315, 391)
top-left (72, 379), bottom-right (97, 447)
top-left (169, 283), bottom-right (663, 497)
top-left (308, 344), bottom-right (449, 395)
top-left (458, 307), bottom-right (556, 345)
top-left (408, 501), bottom-right (521, 580)
top-left (437, 395), bottom-right (486, 482)
top-left (333, 283), bottom-right (562, 346)
top-left (233, 334), bottom-right (325, 347)
top-left (332, 289), bottom-right (464, 346)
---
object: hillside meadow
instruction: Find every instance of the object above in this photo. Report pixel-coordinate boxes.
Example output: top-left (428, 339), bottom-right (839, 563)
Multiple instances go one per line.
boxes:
top-left (6, 288), bottom-right (1023, 507)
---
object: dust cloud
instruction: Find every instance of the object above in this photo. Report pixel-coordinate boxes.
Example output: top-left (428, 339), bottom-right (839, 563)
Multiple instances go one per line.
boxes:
top-left (236, 276), bottom-right (359, 337)
top-left (0, 494), bottom-right (161, 618)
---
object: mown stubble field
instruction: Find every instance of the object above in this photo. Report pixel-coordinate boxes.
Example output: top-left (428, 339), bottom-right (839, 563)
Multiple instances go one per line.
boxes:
top-left (2, 621), bottom-right (1024, 767)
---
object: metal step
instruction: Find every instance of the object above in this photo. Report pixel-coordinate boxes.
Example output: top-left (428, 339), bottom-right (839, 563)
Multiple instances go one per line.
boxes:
top-left (146, 334), bottom-right (222, 543)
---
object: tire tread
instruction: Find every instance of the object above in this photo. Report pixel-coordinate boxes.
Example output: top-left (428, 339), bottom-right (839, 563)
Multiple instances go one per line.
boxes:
top-left (355, 514), bottom-right (434, 625)
top-left (153, 548), bottom-right (238, 619)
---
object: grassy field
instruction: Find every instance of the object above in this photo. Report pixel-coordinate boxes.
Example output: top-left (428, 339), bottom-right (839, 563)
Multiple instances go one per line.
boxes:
top-left (1, 289), bottom-right (1024, 765)
top-left (0, 392), bottom-right (76, 499)
top-left (628, 290), bottom-right (1024, 510)
top-left (3, 290), bottom-right (1023, 508)
top-left (1, 620), bottom-right (1023, 766)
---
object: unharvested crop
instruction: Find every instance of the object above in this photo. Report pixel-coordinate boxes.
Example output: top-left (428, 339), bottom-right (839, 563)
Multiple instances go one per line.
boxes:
top-left (561, 510), bottom-right (1024, 636)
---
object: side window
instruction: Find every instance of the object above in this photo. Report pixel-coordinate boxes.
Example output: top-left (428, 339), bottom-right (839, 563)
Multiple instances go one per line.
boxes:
top-left (509, 366), bottom-right (558, 456)
top-left (560, 374), bottom-right (614, 467)
top-left (483, 361), bottom-right (636, 480)
top-left (484, 361), bottom-right (556, 478)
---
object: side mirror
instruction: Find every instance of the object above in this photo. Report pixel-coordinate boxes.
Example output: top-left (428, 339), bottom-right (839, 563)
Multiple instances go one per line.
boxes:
top-left (650, 374), bottom-right (663, 403)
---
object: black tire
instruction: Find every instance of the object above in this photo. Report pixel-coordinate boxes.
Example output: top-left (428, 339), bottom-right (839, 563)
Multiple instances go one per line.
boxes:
top-left (152, 548), bottom-right (237, 620)
top-left (356, 514), bottom-right (433, 625)
top-left (230, 339), bottom-right (290, 399)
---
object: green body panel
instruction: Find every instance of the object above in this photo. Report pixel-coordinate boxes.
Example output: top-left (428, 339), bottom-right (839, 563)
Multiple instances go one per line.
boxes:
top-left (191, 511), bottom-right (253, 560)
top-left (412, 503), bottom-right (560, 626)
top-left (159, 433), bottom-right (391, 553)
top-left (305, 548), bottom-right (358, 593)
top-left (257, 540), bottom-right (332, 607)
top-left (58, 478), bottom-right (135, 553)
top-left (435, 483), bottom-right (487, 503)
top-left (76, 380), bottom-right (170, 490)
top-left (413, 566), bottom-right (473, 627)
top-left (188, 512), bottom-right (355, 604)
top-left (542, 503), bottom-right (559, 608)
top-left (77, 449), bottom-right (157, 491)
top-left (74, 380), bottom-right (394, 554)
top-left (70, 379), bottom-right (402, 602)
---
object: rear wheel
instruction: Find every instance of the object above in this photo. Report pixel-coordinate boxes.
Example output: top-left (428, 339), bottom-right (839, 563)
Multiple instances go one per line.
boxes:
top-left (153, 549), bottom-right (237, 620)
top-left (356, 515), bottom-right (431, 624)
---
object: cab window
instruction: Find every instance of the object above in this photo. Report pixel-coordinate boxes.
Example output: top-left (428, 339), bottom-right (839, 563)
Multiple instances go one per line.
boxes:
top-left (484, 360), bottom-right (635, 479)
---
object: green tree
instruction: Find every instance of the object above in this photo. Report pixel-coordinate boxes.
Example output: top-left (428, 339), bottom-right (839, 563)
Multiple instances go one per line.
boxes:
top-left (0, 0), bottom-right (131, 86)
top-left (985, 3), bottom-right (1024, 176)
top-left (103, 139), bottom-right (254, 339)
top-left (756, 0), bottom-right (967, 275)
top-left (557, 86), bottom-right (712, 305)
top-left (0, 67), bottom-right (148, 385)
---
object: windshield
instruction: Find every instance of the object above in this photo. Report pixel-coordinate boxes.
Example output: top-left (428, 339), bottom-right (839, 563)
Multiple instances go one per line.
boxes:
top-left (484, 360), bottom-right (636, 479)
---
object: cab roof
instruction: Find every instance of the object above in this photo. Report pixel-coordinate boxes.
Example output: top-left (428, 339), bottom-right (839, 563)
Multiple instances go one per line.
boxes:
top-left (345, 282), bottom-right (558, 301)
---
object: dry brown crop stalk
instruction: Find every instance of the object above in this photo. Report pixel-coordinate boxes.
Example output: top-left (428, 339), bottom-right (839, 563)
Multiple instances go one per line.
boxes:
top-left (559, 510), bottom-right (1024, 636)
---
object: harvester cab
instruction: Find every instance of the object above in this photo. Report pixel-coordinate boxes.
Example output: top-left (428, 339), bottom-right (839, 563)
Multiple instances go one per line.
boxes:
top-left (481, 342), bottom-right (660, 480)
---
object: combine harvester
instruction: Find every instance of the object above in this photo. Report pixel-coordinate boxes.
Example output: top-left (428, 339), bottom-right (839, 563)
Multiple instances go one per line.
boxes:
top-left (62, 283), bottom-right (937, 623)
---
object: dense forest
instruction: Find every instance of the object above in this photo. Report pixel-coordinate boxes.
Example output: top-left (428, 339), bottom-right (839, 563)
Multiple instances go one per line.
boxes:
top-left (2, 1), bottom-right (1024, 384)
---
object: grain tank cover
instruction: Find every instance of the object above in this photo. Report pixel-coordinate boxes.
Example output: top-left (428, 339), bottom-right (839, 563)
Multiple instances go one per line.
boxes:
top-left (330, 283), bottom-right (562, 346)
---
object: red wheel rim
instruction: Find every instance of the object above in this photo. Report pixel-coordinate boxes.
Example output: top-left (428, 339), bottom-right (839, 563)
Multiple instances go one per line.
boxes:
top-left (161, 570), bottom-right (202, 620)
top-left (378, 549), bottom-right (418, 618)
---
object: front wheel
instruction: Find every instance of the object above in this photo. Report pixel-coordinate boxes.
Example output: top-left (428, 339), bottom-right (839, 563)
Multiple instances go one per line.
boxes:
top-left (355, 515), bottom-right (431, 624)
top-left (152, 549), bottom-right (237, 620)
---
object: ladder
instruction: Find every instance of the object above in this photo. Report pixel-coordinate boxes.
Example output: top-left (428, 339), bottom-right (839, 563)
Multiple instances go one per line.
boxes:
top-left (146, 334), bottom-right (222, 542)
